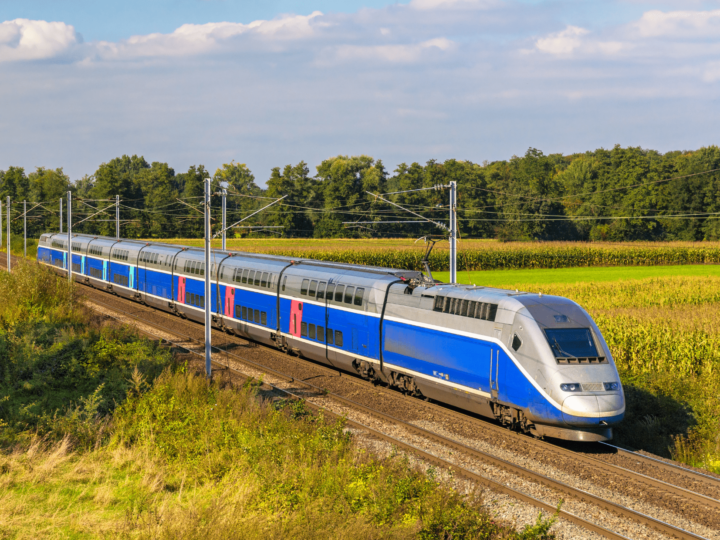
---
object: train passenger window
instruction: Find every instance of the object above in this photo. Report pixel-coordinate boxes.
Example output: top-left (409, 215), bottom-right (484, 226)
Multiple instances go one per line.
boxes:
top-left (309, 324), bottom-right (316, 339)
top-left (460, 300), bottom-right (468, 317)
top-left (317, 282), bottom-right (326, 300)
top-left (254, 272), bottom-right (260, 286)
top-left (242, 269), bottom-right (249, 284)
top-left (282, 276), bottom-right (287, 291)
top-left (261, 312), bottom-right (267, 325)
top-left (235, 303), bottom-right (241, 317)
top-left (326, 328), bottom-right (334, 345)
top-left (344, 287), bottom-right (354, 304)
top-left (268, 274), bottom-right (274, 288)
top-left (247, 270), bottom-right (255, 285)
top-left (317, 326), bottom-right (324, 342)
top-left (487, 304), bottom-right (498, 322)
top-left (301, 279), bottom-right (309, 295)
top-left (200, 264), bottom-right (205, 277)
top-left (443, 297), bottom-right (451, 313)
top-left (434, 296), bottom-right (445, 311)
top-left (261, 272), bottom-right (268, 288)
top-left (475, 303), bottom-right (485, 319)
top-left (253, 309), bottom-right (259, 323)
top-left (354, 288), bottom-right (364, 306)
top-left (326, 284), bottom-right (335, 301)
top-left (242, 306), bottom-right (248, 320)
top-left (512, 334), bottom-right (522, 351)
top-left (334, 285), bottom-right (345, 302)
top-left (335, 331), bottom-right (343, 347)
top-left (301, 322), bottom-right (308, 337)
top-left (309, 280), bottom-right (317, 298)
top-left (467, 301), bottom-right (477, 318)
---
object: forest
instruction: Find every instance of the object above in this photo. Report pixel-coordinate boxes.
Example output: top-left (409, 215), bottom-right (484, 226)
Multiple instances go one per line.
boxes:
top-left (1, 144), bottom-right (719, 241)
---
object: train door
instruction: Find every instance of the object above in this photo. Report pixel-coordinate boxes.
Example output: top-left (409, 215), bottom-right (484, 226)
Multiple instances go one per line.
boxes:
top-left (224, 287), bottom-right (235, 318)
top-left (102, 260), bottom-right (108, 281)
top-left (81, 256), bottom-right (86, 275)
top-left (63, 252), bottom-right (67, 270)
top-left (129, 266), bottom-right (135, 290)
top-left (489, 349), bottom-right (499, 400)
top-left (289, 300), bottom-right (303, 339)
top-left (324, 281), bottom-right (343, 365)
top-left (177, 276), bottom-right (186, 303)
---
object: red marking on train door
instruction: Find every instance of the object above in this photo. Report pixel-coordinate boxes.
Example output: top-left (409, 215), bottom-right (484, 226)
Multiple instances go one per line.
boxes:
top-left (289, 300), bottom-right (303, 337)
top-left (178, 276), bottom-right (186, 303)
top-left (224, 287), bottom-right (235, 316)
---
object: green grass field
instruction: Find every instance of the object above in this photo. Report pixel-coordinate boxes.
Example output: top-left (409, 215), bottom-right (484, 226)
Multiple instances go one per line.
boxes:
top-left (433, 264), bottom-right (720, 288)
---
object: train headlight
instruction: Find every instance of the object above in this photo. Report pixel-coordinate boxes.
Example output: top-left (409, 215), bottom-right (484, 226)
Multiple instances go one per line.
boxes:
top-left (560, 383), bottom-right (581, 392)
top-left (603, 382), bottom-right (619, 391)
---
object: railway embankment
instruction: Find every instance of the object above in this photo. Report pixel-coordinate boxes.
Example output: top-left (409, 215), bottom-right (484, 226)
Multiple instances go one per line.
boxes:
top-left (83, 283), bottom-right (720, 540)
top-left (0, 260), bottom-right (557, 539)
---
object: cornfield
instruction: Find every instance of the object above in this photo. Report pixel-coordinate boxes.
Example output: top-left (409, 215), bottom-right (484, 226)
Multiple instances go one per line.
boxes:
top-left (156, 238), bottom-right (720, 271)
top-left (513, 274), bottom-right (720, 470)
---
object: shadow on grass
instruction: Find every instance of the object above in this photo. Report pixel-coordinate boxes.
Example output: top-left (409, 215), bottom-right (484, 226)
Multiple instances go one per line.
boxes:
top-left (613, 381), bottom-right (696, 457)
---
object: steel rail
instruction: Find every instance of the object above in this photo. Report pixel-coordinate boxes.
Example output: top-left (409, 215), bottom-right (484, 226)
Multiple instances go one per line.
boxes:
top-left (72, 274), bottom-right (720, 510)
top-left (82, 294), bottom-right (707, 540)
top-left (11, 252), bottom-right (720, 498)
top-left (2, 253), bottom-right (714, 540)
top-left (84, 299), bottom-right (632, 540)
top-left (599, 441), bottom-right (720, 489)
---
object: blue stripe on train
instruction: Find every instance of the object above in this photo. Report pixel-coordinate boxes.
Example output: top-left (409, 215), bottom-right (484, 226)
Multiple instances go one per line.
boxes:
top-left (38, 249), bottom-right (621, 427)
top-left (382, 319), bottom-right (623, 427)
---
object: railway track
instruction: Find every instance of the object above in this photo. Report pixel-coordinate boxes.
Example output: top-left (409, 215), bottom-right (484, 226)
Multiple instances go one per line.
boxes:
top-left (83, 293), bottom-right (712, 540)
top-left (7, 254), bottom-right (719, 539)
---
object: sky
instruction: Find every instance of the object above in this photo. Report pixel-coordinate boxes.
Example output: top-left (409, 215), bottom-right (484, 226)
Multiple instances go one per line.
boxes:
top-left (1, 0), bottom-right (719, 185)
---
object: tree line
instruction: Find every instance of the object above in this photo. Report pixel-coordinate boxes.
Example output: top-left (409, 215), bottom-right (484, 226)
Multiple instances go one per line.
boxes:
top-left (2, 144), bottom-right (719, 241)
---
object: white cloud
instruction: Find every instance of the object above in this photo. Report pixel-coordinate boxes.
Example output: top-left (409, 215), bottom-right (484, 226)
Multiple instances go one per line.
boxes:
top-left (327, 37), bottom-right (454, 64)
top-left (94, 11), bottom-right (323, 59)
top-left (409, 0), bottom-right (497, 10)
top-left (535, 26), bottom-right (589, 55)
top-left (0, 19), bottom-right (79, 62)
top-left (636, 9), bottom-right (720, 38)
top-left (703, 60), bottom-right (720, 82)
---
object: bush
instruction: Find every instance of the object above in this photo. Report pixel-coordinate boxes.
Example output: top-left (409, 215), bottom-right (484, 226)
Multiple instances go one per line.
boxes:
top-left (0, 261), bottom-right (173, 447)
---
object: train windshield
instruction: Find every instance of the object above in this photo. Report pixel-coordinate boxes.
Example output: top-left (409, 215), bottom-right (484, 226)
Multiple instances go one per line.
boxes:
top-left (544, 328), bottom-right (598, 358)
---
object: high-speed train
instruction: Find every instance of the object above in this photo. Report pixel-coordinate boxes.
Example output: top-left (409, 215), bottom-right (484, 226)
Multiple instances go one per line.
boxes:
top-left (37, 232), bottom-right (624, 442)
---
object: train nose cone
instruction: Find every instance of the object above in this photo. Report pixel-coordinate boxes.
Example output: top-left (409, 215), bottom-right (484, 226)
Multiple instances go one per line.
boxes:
top-left (597, 393), bottom-right (624, 414)
top-left (562, 394), bottom-right (625, 426)
top-left (562, 395), bottom-right (598, 426)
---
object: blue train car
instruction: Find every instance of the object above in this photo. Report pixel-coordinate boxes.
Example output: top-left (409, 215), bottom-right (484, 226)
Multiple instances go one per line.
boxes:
top-left (37, 232), bottom-right (624, 442)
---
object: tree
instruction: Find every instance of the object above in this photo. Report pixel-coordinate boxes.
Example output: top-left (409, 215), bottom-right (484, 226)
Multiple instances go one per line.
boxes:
top-left (135, 162), bottom-right (178, 238)
top-left (266, 161), bottom-right (317, 237)
top-left (314, 156), bottom-right (387, 238)
top-left (27, 168), bottom-right (69, 236)
top-left (176, 165), bottom-right (210, 238)
top-left (213, 162), bottom-right (263, 238)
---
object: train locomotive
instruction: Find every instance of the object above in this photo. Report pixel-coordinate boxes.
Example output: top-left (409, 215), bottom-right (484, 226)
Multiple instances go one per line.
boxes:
top-left (37, 232), bottom-right (625, 442)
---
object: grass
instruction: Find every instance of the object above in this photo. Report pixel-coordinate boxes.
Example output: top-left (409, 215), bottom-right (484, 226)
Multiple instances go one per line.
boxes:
top-left (453, 272), bottom-right (720, 472)
top-left (0, 262), bottom-right (558, 539)
top-left (434, 264), bottom-right (720, 288)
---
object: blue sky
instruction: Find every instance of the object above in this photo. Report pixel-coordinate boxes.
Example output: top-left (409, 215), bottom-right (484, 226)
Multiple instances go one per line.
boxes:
top-left (1, 0), bottom-right (719, 184)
